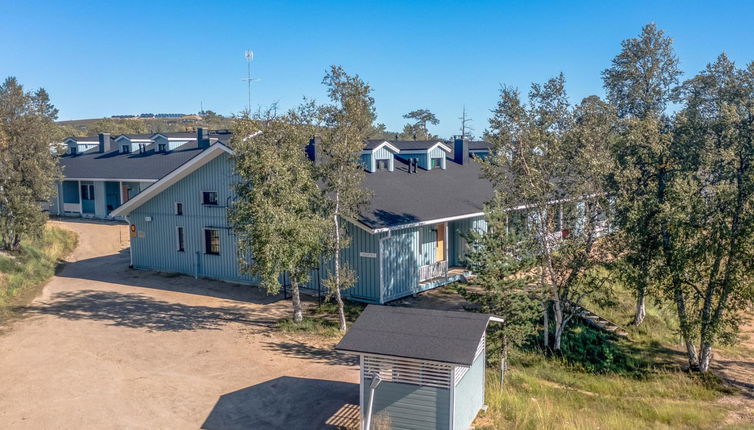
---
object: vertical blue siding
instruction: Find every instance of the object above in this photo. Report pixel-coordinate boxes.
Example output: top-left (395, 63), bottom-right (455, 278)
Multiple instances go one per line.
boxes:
top-left (363, 379), bottom-right (450, 430)
top-left (129, 153), bottom-right (256, 284)
top-left (381, 227), bottom-right (420, 301)
top-left (453, 351), bottom-right (486, 429)
top-left (395, 152), bottom-right (429, 170)
top-left (360, 153), bottom-right (372, 172)
top-left (428, 146), bottom-right (448, 169)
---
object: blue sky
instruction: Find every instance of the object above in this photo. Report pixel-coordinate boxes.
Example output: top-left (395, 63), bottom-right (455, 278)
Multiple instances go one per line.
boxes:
top-left (3, 0), bottom-right (754, 137)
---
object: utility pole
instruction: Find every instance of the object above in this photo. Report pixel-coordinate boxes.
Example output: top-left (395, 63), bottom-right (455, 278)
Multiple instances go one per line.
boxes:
top-left (241, 50), bottom-right (260, 114)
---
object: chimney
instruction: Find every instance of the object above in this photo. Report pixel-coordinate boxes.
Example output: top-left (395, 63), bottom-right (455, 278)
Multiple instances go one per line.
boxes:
top-left (306, 137), bottom-right (321, 164)
top-left (197, 127), bottom-right (210, 149)
top-left (98, 133), bottom-right (111, 153)
top-left (454, 136), bottom-right (469, 165)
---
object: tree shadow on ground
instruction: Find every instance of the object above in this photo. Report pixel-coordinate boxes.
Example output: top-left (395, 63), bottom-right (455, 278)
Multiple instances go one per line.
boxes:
top-left (202, 376), bottom-right (359, 430)
top-left (22, 290), bottom-right (269, 332)
top-left (263, 340), bottom-right (358, 367)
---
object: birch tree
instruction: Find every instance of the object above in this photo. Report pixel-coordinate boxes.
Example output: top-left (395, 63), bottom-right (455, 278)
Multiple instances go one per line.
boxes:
top-left (318, 66), bottom-right (375, 332)
top-left (0, 77), bottom-right (61, 251)
top-left (482, 75), bottom-right (612, 351)
top-left (665, 54), bottom-right (754, 371)
top-left (229, 109), bottom-right (329, 323)
top-left (602, 23), bottom-right (683, 326)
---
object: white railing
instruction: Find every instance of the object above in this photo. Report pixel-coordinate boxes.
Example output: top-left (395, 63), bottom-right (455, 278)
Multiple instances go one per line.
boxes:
top-left (419, 260), bottom-right (448, 282)
top-left (63, 203), bottom-right (81, 213)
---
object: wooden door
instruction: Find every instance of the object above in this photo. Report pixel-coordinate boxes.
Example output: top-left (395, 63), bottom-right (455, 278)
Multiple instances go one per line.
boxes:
top-left (436, 223), bottom-right (446, 262)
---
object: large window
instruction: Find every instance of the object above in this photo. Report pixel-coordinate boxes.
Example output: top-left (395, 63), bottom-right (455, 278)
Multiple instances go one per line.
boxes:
top-left (176, 227), bottom-right (185, 252)
top-left (204, 229), bottom-right (220, 255)
top-left (202, 191), bottom-right (218, 206)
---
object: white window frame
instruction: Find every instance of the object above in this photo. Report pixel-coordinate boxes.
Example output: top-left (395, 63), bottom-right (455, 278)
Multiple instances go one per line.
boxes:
top-left (176, 226), bottom-right (185, 252)
top-left (175, 201), bottom-right (183, 216)
top-left (158, 143), bottom-right (167, 152)
top-left (203, 228), bottom-right (220, 255)
top-left (201, 190), bottom-right (219, 206)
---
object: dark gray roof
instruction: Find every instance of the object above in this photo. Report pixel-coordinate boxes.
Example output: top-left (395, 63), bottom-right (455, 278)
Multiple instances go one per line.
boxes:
top-left (389, 140), bottom-right (447, 151)
top-left (59, 142), bottom-right (206, 180)
top-left (358, 157), bottom-right (493, 229)
top-left (65, 136), bottom-right (107, 143)
top-left (364, 139), bottom-right (393, 150)
top-left (335, 305), bottom-right (490, 366)
top-left (467, 141), bottom-right (490, 151)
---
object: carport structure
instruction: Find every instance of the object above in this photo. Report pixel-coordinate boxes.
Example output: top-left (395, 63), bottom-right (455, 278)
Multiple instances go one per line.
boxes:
top-left (336, 305), bottom-right (501, 430)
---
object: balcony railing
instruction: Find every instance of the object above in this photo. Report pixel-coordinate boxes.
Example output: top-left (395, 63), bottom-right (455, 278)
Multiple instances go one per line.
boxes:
top-left (419, 260), bottom-right (448, 282)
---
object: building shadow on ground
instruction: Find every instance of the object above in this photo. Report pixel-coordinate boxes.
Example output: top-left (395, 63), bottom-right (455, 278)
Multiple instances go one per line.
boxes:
top-left (263, 340), bottom-right (358, 367)
top-left (22, 289), bottom-right (271, 331)
top-left (202, 376), bottom-right (359, 430)
top-left (55, 251), bottom-right (284, 306)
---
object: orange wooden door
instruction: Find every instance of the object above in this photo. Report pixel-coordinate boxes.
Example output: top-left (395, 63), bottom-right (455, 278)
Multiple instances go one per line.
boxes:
top-left (436, 223), bottom-right (446, 261)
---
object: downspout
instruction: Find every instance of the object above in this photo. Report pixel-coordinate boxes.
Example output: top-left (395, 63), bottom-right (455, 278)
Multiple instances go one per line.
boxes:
top-left (364, 375), bottom-right (382, 430)
top-left (378, 230), bottom-right (392, 304)
top-left (124, 215), bottom-right (134, 268)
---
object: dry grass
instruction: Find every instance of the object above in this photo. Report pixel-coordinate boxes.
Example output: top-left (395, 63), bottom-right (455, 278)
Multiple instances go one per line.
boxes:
top-left (0, 225), bottom-right (77, 321)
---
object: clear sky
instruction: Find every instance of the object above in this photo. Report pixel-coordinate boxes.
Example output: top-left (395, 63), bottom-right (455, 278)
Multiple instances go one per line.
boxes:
top-left (3, 0), bottom-right (754, 137)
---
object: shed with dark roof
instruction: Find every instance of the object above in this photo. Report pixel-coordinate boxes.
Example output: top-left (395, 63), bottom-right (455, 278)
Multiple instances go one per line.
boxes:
top-left (336, 305), bottom-right (498, 430)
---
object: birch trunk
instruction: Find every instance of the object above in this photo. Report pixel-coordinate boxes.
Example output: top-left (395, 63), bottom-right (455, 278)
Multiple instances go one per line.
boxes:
top-left (290, 278), bottom-right (304, 323)
top-left (333, 195), bottom-right (347, 332)
top-left (632, 284), bottom-right (646, 326)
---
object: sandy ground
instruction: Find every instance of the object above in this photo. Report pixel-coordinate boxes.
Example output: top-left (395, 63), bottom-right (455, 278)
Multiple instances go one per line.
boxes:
top-left (0, 220), bottom-right (359, 430)
top-left (714, 315), bottom-right (754, 425)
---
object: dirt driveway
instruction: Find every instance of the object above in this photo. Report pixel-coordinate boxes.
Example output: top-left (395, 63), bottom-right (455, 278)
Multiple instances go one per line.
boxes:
top-left (0, 220), bottom-right (359, 430)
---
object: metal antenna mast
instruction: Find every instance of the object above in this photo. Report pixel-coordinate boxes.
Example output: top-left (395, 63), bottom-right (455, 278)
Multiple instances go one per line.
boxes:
top-left (242, 50), bottom-right (260, 114)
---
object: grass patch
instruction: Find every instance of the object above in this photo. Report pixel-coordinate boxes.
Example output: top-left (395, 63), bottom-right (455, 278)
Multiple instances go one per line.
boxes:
top-left (276, 301), bottom-right (366, 338)
top-left (0, 225), bottom-right (77, 322)
top-left (477, 350), bottom-right (734, 430)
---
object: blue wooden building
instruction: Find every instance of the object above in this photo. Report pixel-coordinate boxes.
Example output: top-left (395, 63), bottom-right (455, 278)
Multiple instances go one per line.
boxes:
top-left (111, 135), bottom-right (501, 304)
top-left (336, 305), bottom-right (501, 429)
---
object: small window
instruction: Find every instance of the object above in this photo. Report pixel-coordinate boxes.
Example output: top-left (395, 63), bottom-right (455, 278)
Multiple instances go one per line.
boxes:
top-left (431, 157), bottom-right (443, 169)
top-left (376, 159), bottom-right (389, 170)
top-left (202, 191), bottom-right (218, 205)
top-left (158, 143), bottom-right (167, 152)
top-left (204, 229), bottom-right (220, 255)
top-left (69, 146), bottom-right (77, 155)
top-left (175, 202), bottom-right (183, 215)
top-left (80, 184), bottom-right (94, 200)
top-left (176, 227), bottom-right (185, 252)
top-left (121, 144), bottom-right (130, 154)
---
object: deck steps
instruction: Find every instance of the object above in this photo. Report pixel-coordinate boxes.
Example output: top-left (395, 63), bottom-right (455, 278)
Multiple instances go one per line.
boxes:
top-left (570, 302), bottom-right (629, 338)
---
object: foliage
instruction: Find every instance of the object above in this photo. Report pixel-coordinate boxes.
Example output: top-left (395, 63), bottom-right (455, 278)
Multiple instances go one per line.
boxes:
top-left (402, 108), bottom-right (439, 140)
top-left (317, 65), bottom-right (375, 332)
top-left (0, 77), bottom-right (62, 251)
top-left (276, 301), bottom-right (366, 338)
top-left (658, 54), bottom-right (754, 371)
top-left (89, 118), bottom-right (149, 135)
top-left (0, 225), bottom-right (77, 321)
top-left (459, 213), bottom-right (542, 380)
top-left (229, 108), bottom-right (330, 323)
top-left (478, 350), bottom-right (732, 430)
top-left (603, 23), bottom-right (683, 328)
top-left (481, 74), bottom-right (613, 351)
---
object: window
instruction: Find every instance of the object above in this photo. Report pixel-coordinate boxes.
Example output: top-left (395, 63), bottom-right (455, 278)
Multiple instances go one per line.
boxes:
top-left (204, 229), bottom-right (220, 255)
top-left (121, 144), bottom-right (130, 154)
top-left (158, 143), bottom-right (167, 152)
top-left (176, 227), bottom-right (185, 252)
top-left (431, 157), bottom-right (443, 169)
top-left (175, 202), bottom-right (183, 216)
top-left (376, 159), bottom-right (389, 170)
top-left (80, 183), bottom-right (94, 200)
top-left (69, 146), bottom-right (77, 155)
top-left (202, 191), bottom-right (218, 205)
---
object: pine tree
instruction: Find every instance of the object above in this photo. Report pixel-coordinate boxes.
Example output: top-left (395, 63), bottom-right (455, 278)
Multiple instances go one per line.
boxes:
top-left (229, 108), bottom-right (329, 323)
top-left (402, 109), bottom-right (439, 140)
top-left (318, 66), bottom-right (375, 332)
top-left (0, 77), bottom-right (61, 251)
